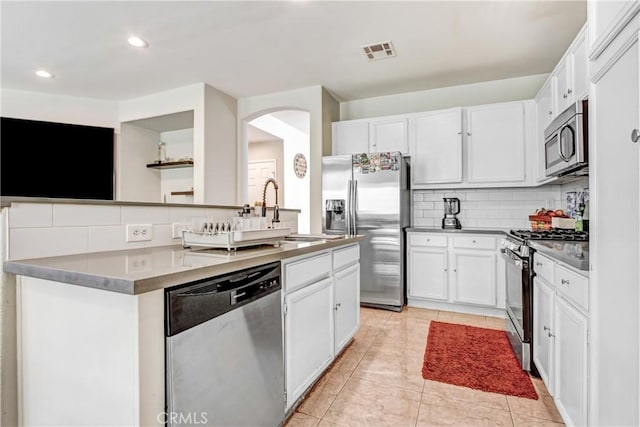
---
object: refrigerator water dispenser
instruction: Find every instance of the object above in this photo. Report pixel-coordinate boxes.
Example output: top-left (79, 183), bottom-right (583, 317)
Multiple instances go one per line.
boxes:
top-left (325, 199), bottom-right (346, 232)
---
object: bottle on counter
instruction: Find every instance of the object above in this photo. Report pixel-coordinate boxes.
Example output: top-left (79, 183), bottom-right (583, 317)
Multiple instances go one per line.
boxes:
top-left (575, 203), bottom-right (584, 232)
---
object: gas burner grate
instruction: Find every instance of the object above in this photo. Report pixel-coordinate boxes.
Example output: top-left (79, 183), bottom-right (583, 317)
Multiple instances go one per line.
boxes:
top-left (510, 229), bottom-right (589, 242)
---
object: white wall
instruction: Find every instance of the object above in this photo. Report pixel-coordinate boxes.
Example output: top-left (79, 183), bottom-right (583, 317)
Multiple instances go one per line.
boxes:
top-left (160, 128), bottom-right (195, 204)
top-left (249, 115), bottom-right (310, 233)
top-left (0, 89), bottom-right (119, 128)
top-left (412, 185), bottom-right (563, 230)
top-left (119, 123), bottom-right (162, 202)
top-left (238, 86), bottom-right (331, 233)
top-left (340, 74), bottom-right (549, 120)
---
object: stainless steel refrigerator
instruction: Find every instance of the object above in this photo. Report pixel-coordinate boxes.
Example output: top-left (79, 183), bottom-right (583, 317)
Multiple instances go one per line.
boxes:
top-left (322, 152), bottom-right (410, 311)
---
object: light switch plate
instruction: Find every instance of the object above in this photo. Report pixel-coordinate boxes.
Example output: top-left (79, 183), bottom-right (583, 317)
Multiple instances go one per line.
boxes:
top-left (126, 224), bottom-right (152, 242)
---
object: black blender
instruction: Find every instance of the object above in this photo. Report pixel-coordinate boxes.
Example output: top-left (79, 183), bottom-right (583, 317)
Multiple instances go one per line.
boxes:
top-left (442, 197), bottom-right (461, 229)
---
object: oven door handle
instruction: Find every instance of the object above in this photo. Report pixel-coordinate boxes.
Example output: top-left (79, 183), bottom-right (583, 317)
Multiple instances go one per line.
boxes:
top-left (501, 249), bottom-right (523, 270)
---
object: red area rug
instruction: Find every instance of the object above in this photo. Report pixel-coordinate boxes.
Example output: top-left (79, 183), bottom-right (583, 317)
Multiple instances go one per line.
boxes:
top-left (422, 321), bottom-right (538, 400)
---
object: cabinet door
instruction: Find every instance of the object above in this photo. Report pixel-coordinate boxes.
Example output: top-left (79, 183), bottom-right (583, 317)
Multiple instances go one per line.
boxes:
top-left (334, 263), bottom-right (360, 354)
top-left (466, 103), bottom-right (526, 183)
top-left (533, 278), bottom-right (555, 395)
top-left (411, 109), bottom-right (463, 184)
top-left (284, 277), bottom-right (334, 409)
top-left (370, 118), bottom-right (409, 154)
top-left (554, 296), bottom-right (589, 427)
top-left (407, 246), bottom-right (448, 301)
top-left (451, 250), bottom-right (496, 306)
top-left (571, 33), bottom-right (588, 101)
top-left (332, 121), bottom-right (369, 155)
top-left (536, 79), bottom-right (556, 133)
top-left (555, 58), bottom-right (573, 113)
top-left (591, 34), bottom-right (639, 426)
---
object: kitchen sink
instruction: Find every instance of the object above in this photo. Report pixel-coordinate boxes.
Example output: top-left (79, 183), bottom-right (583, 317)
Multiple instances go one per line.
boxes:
top-left (282, 236), bottom-right (326, 242)
top-left (282, 234), bottom-right (342, 242)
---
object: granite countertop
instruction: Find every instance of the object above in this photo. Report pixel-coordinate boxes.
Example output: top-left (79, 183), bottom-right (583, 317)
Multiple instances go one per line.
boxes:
top-left (528, 240), bottom-right (589, 272)
top-left (406, 227), bottom-right (510, 235)
top-left (3, 235), bottom-right (364, 295)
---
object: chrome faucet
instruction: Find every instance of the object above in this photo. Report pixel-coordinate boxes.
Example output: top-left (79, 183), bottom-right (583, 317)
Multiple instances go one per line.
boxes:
top-left (261, 177), bottom-right (280, 224)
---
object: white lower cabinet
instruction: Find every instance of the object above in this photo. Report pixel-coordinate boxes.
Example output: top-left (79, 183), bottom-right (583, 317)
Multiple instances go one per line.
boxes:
top-left (407, 232), bottom-right (502, 314)
top-left (451, 250), bottom-right (496, 306)
top-left (408, 246), bottom-right (448, 300)
top-left (533, 252), bottom-right (589, 427)
top-left (284, 277), bottom-right (334, 409)
top-left (283, 244), bottom-right (361, 411)
top-left (334, 262), bottom-right (360, 354)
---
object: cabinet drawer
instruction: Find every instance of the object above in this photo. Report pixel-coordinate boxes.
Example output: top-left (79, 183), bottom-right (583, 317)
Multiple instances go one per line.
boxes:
top-left (533, 253), bottom-right (554, 284)
top-left (284, 252), bottom-right (332, 293)
top-left (554, 264), bottom-right (589, 311)
top-left (452, 236), bottom-right (496, 250)
top-left (333, 244), bottom-right (360, 271)
top-left (408, 233), bottom-right (447, 247)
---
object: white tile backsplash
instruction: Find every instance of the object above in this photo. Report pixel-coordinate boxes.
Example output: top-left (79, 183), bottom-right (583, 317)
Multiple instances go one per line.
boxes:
top-left (412, 186), bottom-right (563, 229)
top-left (54, 204), bottom-right (121, 227)
top-left (8, 203), bottom-right (53, 228)
top-left (10, 227), bottom-right (89, 259)
top-left (121, 206), bottom-right (171, 224)
top-left (7, 201), bottom-right (299, 260)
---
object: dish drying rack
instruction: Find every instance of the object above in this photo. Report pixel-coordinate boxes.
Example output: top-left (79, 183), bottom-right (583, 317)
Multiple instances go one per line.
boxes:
top-left (182, 227), bottom-right (292, 251)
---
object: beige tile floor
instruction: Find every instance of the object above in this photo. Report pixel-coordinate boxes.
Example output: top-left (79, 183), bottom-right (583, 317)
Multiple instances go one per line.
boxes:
top-left (284, 306), bottom-right (564, 427)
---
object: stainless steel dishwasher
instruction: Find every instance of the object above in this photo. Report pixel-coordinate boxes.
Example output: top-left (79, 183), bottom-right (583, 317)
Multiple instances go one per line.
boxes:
top-left (165, 261), bottom-right (284, 427)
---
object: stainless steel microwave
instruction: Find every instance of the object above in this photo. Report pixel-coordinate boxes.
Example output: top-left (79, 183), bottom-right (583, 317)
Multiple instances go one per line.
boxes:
top-left (544, 100), bottom-right (588, 177)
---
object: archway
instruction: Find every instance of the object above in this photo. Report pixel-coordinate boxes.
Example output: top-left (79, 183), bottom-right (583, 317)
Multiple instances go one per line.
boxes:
top-left (240, 109), bottom-right (311, 233)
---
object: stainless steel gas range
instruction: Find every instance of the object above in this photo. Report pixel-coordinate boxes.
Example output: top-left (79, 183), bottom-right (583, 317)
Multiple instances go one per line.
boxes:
top-left (500, 229), bottom-right (588, 376)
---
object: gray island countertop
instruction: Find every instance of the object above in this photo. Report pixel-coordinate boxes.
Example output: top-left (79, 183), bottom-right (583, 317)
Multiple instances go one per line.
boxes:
top-left (3, 235), bottom-right (364, 295)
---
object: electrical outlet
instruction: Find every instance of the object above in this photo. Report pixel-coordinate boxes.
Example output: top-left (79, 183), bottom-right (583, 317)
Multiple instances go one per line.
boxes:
top-left (126, 224), bottom-right (153, 242)
top-left (172, 223), bottom-right (185, 239)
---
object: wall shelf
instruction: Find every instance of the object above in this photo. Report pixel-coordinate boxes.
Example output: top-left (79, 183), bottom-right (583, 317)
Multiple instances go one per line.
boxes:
top-left (170, 190), bottom-right (194, 196)
top-left (146, 160), bottom-right (193, 169)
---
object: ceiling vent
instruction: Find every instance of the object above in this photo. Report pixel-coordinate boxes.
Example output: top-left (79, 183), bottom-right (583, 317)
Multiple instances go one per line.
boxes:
top-left (361, 40), bottom-right (396, 61)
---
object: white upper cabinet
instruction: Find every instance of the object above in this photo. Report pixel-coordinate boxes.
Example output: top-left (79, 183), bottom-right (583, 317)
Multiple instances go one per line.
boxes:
top-left (466, 102), bottom-right (526, 183)
top-left (332, 116), bottom-right (409, 155)
top-left (332, 120), bottom-right (369, 155)
top-left (410, 108), bottom-right (463, 184)
top-left (537, 77), bottom-right (556, 132)
top-left (557, 26), bottom-right (589, 113)
top-left (370, 117), bottom-right (409, 154)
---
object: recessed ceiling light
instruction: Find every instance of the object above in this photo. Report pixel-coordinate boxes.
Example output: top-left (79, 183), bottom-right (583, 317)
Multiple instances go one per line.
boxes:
top-left (128, 36), bottom-right (149, 48)
top-left (35, 70), bottom-right (54, 78)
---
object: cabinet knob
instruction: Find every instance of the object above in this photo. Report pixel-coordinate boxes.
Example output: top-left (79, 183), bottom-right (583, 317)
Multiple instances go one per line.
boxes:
top-left (472, 240), bottom-right (476, 243)
top-left (453, 269), bottom-right (457, 273)
top-left (563, 93), bottom-right (568, 99)
top-left (467, 132), bottom-right (472, 136)
top-left (567, 88), bottom-right (572, 95)
top-left (548, 110), bottom-right (553, 115)
top-left (632, 129), bottom-right (640, 143)
top-left (536, 262), bottom-right (542, 267)
top-left (561, 278), bottom-right (570, 285)
top-left (426, 238), bottom-right (430, 242)
top-left (444, 268), bottom-right (448, 272)
top-left (457, 130), bottom-right (462, 135)
top-left (543, 325), bottom-right (550, 331)
top-left (548, 332), bottom-right (555, 338)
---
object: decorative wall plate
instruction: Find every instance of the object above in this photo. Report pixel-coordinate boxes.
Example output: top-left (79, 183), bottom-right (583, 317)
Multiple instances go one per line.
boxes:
top-left (294, 153), bottom-right (307, 178)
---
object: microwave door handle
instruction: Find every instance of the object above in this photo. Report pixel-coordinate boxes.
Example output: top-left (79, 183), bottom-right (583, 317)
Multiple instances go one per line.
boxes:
top-left (558, 125), bottom-right (574, 162)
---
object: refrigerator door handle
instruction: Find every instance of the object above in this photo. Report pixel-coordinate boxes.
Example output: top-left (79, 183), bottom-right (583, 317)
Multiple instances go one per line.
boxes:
top-left (347, 180), bottom-right (352, 236)
top-left (352, 180), bottom-right (358, 235)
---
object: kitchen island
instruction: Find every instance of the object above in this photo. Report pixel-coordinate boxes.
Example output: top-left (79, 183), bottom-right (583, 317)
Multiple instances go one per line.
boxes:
top-left (5, 236), bottom-right (363, 427)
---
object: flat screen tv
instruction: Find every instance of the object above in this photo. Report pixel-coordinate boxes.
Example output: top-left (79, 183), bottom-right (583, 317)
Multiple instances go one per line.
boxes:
top-left (1, 117), bottom-right (115, 200)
